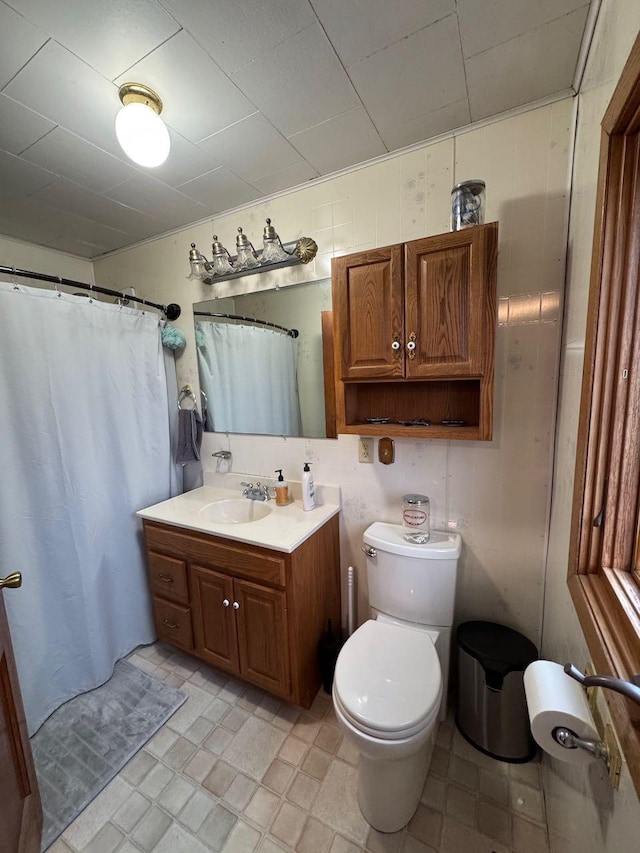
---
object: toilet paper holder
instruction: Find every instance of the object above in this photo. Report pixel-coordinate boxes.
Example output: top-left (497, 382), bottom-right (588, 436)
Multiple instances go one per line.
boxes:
top-left (557, 662), bottom-right (638, 786)
top-left (552, 726), bottom-right (609, 761)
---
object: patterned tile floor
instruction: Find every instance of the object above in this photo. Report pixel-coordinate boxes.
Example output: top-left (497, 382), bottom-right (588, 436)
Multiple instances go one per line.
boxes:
top-left (49, 643), bottom-right (550, 853)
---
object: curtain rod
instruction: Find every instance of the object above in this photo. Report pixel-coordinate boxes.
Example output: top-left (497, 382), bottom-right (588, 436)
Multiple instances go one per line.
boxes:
top-left (0, 265), bottom-right (181, 320)
top-left (194, 310), bottom-right (299, 338)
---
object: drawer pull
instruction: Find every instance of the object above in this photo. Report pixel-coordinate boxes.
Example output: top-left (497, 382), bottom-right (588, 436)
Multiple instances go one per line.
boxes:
top-left (233, 601), bottom-right (240, 610)
top-left (157, 573), bottom-right (174, 583)
top-left (163, 619), bottom-right (179, 629)
top-left (223, 599), bottom-right (230, 607)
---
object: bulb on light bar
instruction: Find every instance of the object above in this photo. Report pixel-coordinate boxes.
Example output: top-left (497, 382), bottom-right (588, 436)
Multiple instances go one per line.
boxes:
top-left (115, 84), bottom-right (170, 168)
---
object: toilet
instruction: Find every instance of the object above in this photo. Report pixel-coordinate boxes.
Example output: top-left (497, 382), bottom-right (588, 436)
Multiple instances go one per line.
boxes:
top-left (332, 522), bottom-right (461, 832)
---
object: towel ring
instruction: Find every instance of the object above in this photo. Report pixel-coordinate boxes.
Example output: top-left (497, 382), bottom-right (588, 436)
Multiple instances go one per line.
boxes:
top-left (178, 385), bottom-right (197, 411)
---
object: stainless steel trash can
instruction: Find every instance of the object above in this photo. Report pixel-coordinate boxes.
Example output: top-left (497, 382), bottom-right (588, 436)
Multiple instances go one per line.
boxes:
top-left (455, 621), bottom-right (538, 762)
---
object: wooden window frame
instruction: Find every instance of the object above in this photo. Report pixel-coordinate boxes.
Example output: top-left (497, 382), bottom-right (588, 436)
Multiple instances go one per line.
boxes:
top-left (569, 33), bottom-right (640, 796)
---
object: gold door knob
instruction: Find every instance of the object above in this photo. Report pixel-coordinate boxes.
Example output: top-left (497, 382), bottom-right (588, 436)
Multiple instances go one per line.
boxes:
top-left (0, 572), bottom-right (22, 590)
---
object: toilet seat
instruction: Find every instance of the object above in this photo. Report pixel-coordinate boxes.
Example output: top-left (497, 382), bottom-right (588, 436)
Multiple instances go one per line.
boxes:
top-left (333, 620), bottom-right (442, 741)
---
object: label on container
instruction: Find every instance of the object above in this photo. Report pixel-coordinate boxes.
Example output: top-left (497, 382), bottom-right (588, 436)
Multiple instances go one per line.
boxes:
top-left (403, 509), bottom-right (427, 527)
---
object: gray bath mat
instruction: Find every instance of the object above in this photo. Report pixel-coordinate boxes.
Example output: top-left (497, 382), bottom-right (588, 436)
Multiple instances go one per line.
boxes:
top-left (31, 657), bottom-right (186, 851)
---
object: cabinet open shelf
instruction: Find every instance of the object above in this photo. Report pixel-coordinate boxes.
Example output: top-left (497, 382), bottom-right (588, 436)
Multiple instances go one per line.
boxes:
top-left (339, 378), bottom-right (491, 440)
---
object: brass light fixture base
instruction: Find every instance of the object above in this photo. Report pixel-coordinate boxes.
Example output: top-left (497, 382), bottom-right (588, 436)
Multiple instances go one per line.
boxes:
top-left (118, 83), bottom-right (163, 115)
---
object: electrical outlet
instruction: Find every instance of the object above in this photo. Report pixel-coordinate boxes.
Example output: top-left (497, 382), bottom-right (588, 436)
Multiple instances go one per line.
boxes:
top-left (358, 437), bottom-right (374, 463)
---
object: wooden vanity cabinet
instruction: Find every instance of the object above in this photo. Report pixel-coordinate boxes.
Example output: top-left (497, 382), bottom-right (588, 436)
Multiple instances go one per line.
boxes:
top-left (142, 516), bottom-right (340, 709)
top-left (331, 223), bottom-right (498, 440)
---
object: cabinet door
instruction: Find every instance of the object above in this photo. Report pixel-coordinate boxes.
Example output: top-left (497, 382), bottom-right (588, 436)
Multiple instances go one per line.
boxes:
top-left (404, 227), bottom-right (494, 378)
top-left (332, 246), bottom-right (404, 379)
top-left (234, 579), bottom-right (290, 698)
top-left (191, 565), bottom-right (239, 674)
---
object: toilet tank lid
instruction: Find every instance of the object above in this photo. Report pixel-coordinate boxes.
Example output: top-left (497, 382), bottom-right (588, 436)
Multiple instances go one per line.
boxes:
top-left (364, 522), bottom-right (461, 559)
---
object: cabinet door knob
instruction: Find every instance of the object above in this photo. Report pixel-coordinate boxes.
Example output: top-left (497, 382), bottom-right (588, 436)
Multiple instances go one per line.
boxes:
top-left (163, 619), bottom-right (178, 629)
top-left (233, 601), bottom-right (240, 610)
top-left (406, 332), bottom-right (417, 359)
top-left (157, 573), bottom-right (173, 583)
top-left (391, 338), bottom-right (401, 352)
top-left (223, 598), bottom-right (230, 607)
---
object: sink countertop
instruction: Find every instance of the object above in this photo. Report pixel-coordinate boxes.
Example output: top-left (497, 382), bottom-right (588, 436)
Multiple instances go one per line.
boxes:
top-left (136, 484), bottom-right (340, 554)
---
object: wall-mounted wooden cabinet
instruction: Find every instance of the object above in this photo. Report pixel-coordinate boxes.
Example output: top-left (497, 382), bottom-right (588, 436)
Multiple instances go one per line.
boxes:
top-left (331, 223), bottom-right (498, 440)
top-left (142, 516), bottom-right (340, 709)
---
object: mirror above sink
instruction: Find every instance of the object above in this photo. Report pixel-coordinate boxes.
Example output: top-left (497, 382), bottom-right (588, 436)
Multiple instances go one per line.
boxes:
top-left (193, 278), bottom-right (334, 439)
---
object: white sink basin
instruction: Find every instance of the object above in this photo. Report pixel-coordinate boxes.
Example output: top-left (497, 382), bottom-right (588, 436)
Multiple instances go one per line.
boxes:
top-left (199, 499), bottom-right (272, 524)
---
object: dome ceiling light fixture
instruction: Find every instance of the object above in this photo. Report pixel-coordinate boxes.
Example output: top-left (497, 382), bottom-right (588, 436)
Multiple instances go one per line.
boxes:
top-left (115, 83), bottom-right (170, 168)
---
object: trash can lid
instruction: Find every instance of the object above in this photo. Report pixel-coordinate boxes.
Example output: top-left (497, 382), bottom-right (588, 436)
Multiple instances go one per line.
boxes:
top-left (457, 620), bottom-right (538, 675)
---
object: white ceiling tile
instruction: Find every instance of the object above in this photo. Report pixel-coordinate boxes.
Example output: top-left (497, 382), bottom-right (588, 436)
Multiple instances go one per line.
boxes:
top-left (378, 99), bottom-right (471, 150)
top-left (126, 127), bottom-right (220, 188)
top-left (5, 41), bottom-right (120, 148)
top-left (0, 93), bottom-right (54, 154)
top-left (197, 113), bottom-right (305, 183)
top-left (46, 211), bottom-right (130, 253)
top-left (251, 161), bottom-right (318, 196)
top-left (288, 107), bottom-right (386, 174)
top-left (0, 148), bottom-right (57, 196)
top-left (4, 0), bottom-right (180, 80)
top-left (21, 127), bottom-right (139, 192)
top-left (105, 174), bottom-right (209, 228)
top-left (114, 31), bottom-right (255, 144)
top-left (31, 178), bottom-right (165, 236)
top-left (312, 0), bottom-right (455, 66)
top-left (230, 22), bottom-right (360, 137)
top-left (457, 0), bottom-right (589, 58)
top-left (159, 0), bottom-right (316, 75)
top-left (466, 8), bottom-right (588, 120)
top-left (0, 1), bottom-right (48, 88)
top-left (177, 167), bottom-right (263, 212)
top-left (45, 235), bottom-right (104, 257)
top-left (0, 192), bottom-right (65, 243)
top-left (347, 15), bottom-right (467, 130)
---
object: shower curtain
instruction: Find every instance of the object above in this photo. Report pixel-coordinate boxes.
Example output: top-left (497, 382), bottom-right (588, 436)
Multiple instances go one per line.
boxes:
top-left (0, 282), bottom-right (180, 735)
top-left (197, 322), bottom-right (302, 435)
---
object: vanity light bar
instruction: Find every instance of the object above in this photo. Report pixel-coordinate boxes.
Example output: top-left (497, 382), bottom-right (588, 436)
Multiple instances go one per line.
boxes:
top-left (188, 232), bottom-right (318, 285)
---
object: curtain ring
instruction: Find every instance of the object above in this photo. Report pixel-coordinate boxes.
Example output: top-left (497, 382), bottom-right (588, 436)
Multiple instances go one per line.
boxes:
top-left (88, 281), bottom-right (93, 303)
top-left (55, 275), bottom-right (62, 297)
top-left (11, 267), bottom-right (19, 290)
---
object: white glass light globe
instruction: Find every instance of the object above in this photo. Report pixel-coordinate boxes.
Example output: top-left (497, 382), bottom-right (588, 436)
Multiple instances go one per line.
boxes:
top-left (115, 101), bottom-right (170, 168)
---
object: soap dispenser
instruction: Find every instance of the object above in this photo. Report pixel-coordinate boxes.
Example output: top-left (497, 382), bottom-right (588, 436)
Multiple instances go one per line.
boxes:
top-left (274, 469), bottom-right (289, 506)
top-left (302, 462), bottom-right (315, 511)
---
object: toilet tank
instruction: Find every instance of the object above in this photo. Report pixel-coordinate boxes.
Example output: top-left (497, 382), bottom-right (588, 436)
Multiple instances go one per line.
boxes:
top-left (363, 522), bottom-right (461, 627)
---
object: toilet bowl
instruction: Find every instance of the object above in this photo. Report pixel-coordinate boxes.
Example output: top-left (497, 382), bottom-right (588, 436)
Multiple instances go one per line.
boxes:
top-left (332, 523), bottom-right (461, 832)
top-left (332, 619), bottom-right (442, 832)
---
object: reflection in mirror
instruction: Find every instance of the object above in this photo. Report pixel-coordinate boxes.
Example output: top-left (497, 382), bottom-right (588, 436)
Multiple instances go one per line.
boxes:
top-left (194, 279), bottom-right (333, 438)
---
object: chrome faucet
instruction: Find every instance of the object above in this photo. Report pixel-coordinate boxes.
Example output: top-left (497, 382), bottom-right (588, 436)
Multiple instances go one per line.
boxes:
top-left (240, 482), bottom-right (273, 501)
top-left (564, 663), bottom-right (640, 705)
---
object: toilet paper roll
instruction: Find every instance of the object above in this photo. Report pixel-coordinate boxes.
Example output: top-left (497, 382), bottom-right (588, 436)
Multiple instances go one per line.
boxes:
top-left (524, 660), bottom-right (599, 765)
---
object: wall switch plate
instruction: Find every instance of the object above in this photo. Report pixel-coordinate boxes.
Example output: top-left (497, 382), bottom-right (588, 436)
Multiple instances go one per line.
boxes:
top-left (379, 437), bottom-right (395, 464)
top-left (358, 437), bottom-right (374, 463)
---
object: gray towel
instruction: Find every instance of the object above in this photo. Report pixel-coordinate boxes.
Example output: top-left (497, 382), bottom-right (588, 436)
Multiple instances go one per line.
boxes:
top-left (176, 408), bottom-right (203, 465)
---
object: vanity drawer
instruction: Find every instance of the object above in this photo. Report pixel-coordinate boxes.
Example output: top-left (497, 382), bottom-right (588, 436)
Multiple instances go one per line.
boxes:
top-left (144, 522), bottom-right (286, 587)
top-left (153, 597), bottom-right (193, 650)
top-left (147, 551), bottom-right (189, 604)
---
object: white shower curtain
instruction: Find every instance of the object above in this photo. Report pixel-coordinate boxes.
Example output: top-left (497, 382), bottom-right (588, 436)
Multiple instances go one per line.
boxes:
top-left (0, 282), bottom-right (179, 734)
top-left (197, 322), bottom-right (302, 435)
